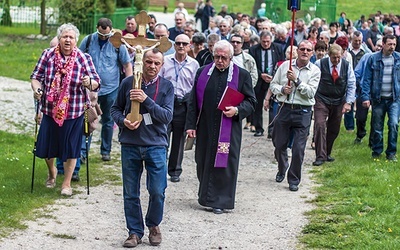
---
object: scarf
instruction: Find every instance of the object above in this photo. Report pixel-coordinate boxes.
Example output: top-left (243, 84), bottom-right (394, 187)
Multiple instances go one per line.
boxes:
top-left (47, 45), bottom-right (78, 126)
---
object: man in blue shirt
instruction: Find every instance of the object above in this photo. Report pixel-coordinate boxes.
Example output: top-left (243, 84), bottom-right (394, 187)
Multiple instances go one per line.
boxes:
top-left (79, 18), bottom-right (133, 161)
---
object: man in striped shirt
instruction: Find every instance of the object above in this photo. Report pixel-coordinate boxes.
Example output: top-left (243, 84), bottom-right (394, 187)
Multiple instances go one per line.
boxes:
top-left (361, 35), bottom-right (400, 161)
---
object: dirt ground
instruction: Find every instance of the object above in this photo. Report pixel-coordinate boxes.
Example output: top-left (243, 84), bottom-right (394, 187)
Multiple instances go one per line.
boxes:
top-left (0, 76), bottom-right (317, 249)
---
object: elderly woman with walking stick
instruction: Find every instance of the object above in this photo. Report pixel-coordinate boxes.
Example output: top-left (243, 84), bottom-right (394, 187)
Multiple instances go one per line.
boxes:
top-left (30, 23), bottom-right (100, 196)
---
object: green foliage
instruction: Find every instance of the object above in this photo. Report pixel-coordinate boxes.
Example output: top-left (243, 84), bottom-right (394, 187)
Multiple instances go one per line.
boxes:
top-left (134, 0), bottom-right (147, 12)
top-left (58, 0), bottom-right (96, 35)
top-left (1, 0), bottom-right (13, 26)
top-left (97, 0), bottom-right (116, 14)
top-left (117, 0), bottom-right (132, 8)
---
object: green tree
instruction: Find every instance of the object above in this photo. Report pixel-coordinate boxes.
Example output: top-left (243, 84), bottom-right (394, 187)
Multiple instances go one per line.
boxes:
top-left (1, 0), bottom-right (12, 26)
top-left (58, 0), bottom-right (96, 34)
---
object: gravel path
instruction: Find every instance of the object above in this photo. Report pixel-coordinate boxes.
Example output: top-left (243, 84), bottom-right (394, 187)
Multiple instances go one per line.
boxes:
top-left (0, 76), bottom-right (316, 249)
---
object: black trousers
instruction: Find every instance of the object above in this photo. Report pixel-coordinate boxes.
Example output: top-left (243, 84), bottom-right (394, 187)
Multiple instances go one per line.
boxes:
top-left (272, 104), bottom-right (312, 185)
top-left (253, 86), bottom-right (268, 133)
top-left (355, 96), bottom-right (369, 139)
top-left (167, 100), bottom-right (187, 177)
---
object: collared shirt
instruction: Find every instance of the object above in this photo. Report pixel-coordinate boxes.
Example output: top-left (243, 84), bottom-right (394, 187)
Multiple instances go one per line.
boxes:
top-left (79, 33), bottom-right (131, 96)
top-left (159, 53), bottom-right (199, 98)
top-left (270, 59), bottom-right (321, 106)
top-left (315, 58), bottom-right (357, 104)
top-left (30, 47), bottom-right (101, 119)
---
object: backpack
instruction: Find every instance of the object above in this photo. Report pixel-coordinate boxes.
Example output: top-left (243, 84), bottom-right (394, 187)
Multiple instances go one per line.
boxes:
top-left (84, 34), bottom-right (126, 83)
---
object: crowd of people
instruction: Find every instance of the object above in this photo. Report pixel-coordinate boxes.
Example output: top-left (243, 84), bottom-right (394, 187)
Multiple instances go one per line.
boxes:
top-left (29, 4), bottom-right (400, 248)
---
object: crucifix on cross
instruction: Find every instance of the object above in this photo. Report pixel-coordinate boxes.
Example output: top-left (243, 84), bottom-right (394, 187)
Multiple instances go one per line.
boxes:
top-left (109, 10), bottom-right (172, 122)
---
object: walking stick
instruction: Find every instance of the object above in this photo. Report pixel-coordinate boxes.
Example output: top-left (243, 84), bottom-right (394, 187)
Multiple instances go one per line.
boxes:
top-left (83, 88), bottom-right (90, 195)
top-left (31, 88), bottom-right (42, 193)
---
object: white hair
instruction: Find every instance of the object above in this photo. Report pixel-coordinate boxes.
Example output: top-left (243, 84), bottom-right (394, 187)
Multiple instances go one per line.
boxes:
top-left (57, 23), bottom-right (80, 42)
top-left (213, 40), bottom-right (234, 58)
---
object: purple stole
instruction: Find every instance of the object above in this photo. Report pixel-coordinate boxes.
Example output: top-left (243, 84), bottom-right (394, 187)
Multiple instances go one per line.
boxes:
top-left (196, 62), bottom-right (240, 168)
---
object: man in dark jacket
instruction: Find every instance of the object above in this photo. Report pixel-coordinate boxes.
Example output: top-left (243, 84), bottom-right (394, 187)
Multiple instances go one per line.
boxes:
top-left (249, 30), bottom-right (284, 137)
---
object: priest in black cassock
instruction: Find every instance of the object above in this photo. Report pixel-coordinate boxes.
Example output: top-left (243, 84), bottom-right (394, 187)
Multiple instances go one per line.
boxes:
top-left (186, 40), bottom-right (257, 214)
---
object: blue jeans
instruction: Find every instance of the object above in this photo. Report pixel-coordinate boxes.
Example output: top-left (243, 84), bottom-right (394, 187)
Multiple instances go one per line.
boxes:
top-left (370, 99), bottom-right (400, 157)
top-left (98, 88), bottom-right (118, 155)
top-left (56, 135), bottom-right (92, 174)
top-left (121, 145), bottom-right (167, 237)
top-left (343, 103), bottom-right (355, 130)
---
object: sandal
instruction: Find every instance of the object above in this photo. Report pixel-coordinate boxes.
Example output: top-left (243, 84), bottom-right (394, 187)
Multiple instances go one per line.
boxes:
top-left (45, 176), bottom-right (56, 188)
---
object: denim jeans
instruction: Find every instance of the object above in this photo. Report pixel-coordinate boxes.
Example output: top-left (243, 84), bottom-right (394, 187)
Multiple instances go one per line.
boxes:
top-left (98, 88), bottom-right (118, 155)
top-left (370, 99), bottom-right (400, 157)
top-left (121, 145), bottom-right (167, 237)
top-left (56, 135), bottom-right (92, 174)
top-left (343, 103), bottom-right (355, 130)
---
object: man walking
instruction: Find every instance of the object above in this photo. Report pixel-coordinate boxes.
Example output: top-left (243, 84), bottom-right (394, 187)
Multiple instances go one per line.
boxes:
top-left (361, 35), bottom-right (400, 161)
top-left (111, 48), bottom-right (174, 247)
top-left (186, 40), bottom-right (256, 214)
top-left (269, 40), bottom-right (321, 191)
top-left (79, 18), bottom-right (132, 161)
top-left (313, 44), bottom-right (356, 166)
top-left (159, 34), bottom-right (199, 182)
top-left (249, 31), bottom-right (284, 137)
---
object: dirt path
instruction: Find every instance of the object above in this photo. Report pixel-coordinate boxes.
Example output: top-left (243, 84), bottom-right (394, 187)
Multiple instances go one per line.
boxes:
top-left (0, 76), bottom-right (316, 249)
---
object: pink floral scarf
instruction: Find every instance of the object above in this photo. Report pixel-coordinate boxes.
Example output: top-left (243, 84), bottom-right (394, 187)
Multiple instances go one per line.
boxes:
top-left (47, 45), bottom-right (78, 126)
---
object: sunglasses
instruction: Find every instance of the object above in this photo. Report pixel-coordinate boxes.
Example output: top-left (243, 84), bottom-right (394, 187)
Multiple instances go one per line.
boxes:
top-left (97, 30), bottom-right (113, 37)
top-left (214, 55), bottom-right (230, 61)
top-left (299, 48), bottom-right (313, 52)
top-left (230, 41), bottom-right (242, 44)
top-left (175, 42), bottom-right (189, 46)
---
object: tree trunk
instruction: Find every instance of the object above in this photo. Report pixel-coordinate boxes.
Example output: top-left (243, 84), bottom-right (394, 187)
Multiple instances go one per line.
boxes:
top-left (40, 0), bottom-right (46, 35)
top-left (252, 0), bottom-right (264, 17)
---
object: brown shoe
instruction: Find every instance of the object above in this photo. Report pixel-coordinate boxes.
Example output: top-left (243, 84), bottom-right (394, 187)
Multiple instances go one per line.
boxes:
top-left (148, 226), bottom-right (162, 246)
top-left (123, 234), bottom-right (142, 248)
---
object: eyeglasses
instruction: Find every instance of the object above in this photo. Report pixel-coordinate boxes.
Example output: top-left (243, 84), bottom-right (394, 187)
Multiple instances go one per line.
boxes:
top-left (299, 47), bottom-right (313, 52)
top-left (230, 41), bottom-right (242, 44)
top-left (97, 30), bottom-right (113, 38)
top-left (214, 55), bottom-right (230, 61)
top-left (175, 42), bottom-right (189, 46)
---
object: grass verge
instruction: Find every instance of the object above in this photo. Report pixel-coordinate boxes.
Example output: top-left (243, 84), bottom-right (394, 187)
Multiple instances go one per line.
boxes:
top-left (300, 124), bottom-right (400, 249)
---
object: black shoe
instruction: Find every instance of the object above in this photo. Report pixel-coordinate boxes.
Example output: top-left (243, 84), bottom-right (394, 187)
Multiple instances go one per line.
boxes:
top-left (254, 131), bottom-right (264, 137)
top-left (267, 133), bottom-right (272, 139)
top-left (354, 137), bottom-right (362, 144)
top-left (386, 154), bottom-right (397, 162)
top-left (372, 153), bottom-right (380, 159)
top-left (170, 176), bottom-right (180, 182)
top-left (312, 160), bottom-right (325, 166)
top-left (289, 184), bottom-right (299, 191)
top-left (212, 208), bottom-right (224, 214)
top-left (327, 155), bottom-right (335, 162)
top-left (275, 173), bottom-right (285, 183)
top-left (71, 173), bottom-right (80, 182)
top-left (101, 154), bottom-right (111, 161)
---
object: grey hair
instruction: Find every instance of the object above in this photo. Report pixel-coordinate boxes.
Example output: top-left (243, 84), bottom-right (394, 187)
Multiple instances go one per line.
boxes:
top-left (207, 33), bottom-right (220, 43)
top-left (213, 40), bottom-right (234, 58)
top-left (57, 23), bottom-right (80, 42)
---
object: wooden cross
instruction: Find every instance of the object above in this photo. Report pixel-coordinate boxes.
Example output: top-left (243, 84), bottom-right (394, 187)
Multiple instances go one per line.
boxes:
top-left (109, 10), bottom-right (172, 122)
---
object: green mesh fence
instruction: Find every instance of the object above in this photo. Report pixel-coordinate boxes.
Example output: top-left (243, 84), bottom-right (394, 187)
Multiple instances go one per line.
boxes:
top-left (264, 0), bottom-right (337, 24)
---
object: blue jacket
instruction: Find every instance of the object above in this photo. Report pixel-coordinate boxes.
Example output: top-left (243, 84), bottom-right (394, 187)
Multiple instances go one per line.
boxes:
top-left (360, 51), bottom-right (400, 102)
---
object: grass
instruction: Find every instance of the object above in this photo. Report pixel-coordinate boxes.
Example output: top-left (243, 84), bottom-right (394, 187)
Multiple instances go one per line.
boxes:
top-left (0, 129), bottom-right (120, 238)
top-left (300, 121), bottom-right (400, 249)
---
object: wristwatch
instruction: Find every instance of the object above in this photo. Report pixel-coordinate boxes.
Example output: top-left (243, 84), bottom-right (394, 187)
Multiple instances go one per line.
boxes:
top-left (234, 107), bottom-right (239, 116)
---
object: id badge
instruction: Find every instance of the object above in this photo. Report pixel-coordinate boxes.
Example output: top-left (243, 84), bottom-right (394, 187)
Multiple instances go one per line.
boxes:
top-left (143, 113), bottom-right (153, 125)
